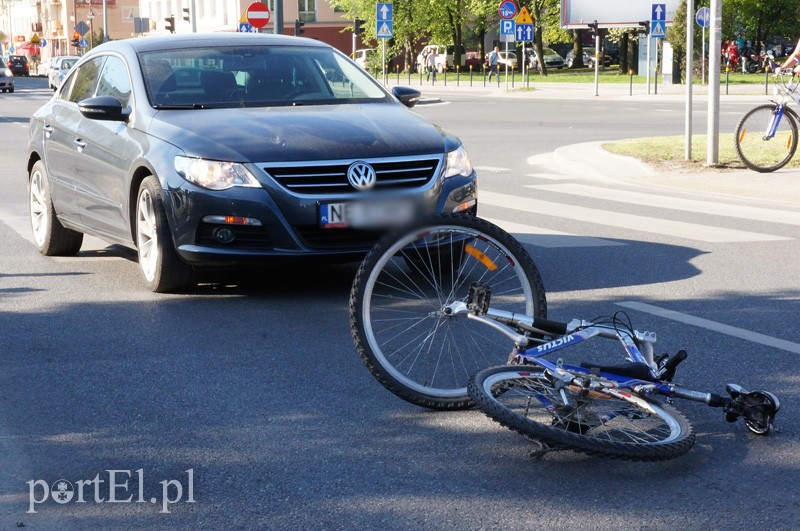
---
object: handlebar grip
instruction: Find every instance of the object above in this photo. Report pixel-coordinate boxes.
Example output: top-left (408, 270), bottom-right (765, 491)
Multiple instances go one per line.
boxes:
top-left (663, 349), bottom-right (687, 373)
top-left (531, 317), bottom-right (569, 335)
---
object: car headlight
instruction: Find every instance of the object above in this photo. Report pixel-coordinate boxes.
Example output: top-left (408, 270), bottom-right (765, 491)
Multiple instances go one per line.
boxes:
top-left (174, 156), bottom-right (261, 190)
top-left (444, 146), bottom-right (473, 178)
top-left (4, 68), bottom-right (12, 77)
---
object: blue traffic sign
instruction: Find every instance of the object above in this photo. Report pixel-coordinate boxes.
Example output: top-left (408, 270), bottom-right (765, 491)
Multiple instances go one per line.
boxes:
top-left (79, 39), bottom-right (88, 48)
top-left (498, 0), bottom-right (517, 20)
top-left (652, 3), bottom-right (665, 21)
top-left (500, 19), bottom-right (514, 35)
top-left (377, 20), bottom-right (393, 38)
top-left (695, 6), bottom-right (710, 28)
top-left (515, 23), bottom-right (533, 42)
top-left (651, 20), bottom-right (666, 38)
top-left (239, 22), bottom-right (258, 33)
top-left (40, 38), bottom-right (47, 47)
top-left (377, 2), bottom-right (392, 21)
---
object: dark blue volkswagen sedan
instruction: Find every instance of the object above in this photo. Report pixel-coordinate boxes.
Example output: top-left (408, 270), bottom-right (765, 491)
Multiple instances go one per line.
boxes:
top-left (27, 33), bottom-right (477, 292)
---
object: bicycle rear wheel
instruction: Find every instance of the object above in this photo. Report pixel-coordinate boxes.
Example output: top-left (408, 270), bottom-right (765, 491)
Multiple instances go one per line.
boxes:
top-left (734, 103), bottom-right (798, 172)
top-left (469, 365), bottom-right (695, 460)
top-left (349, 215), bottom-right (547, 410)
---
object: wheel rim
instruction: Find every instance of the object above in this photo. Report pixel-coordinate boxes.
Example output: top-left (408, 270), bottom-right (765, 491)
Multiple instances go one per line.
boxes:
top-left (362, 225), bottom-right (537, 398)
top-left (136, 188), bottom-right (159, 282)
top-left (483, 370), bottom-right (683, 445)
top-left (29, 168), bottom-right (48, 247)
top-left (736, 106), bottom-right (797, 171)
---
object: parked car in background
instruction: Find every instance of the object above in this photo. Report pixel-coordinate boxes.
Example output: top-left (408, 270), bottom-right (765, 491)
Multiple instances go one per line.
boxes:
top-left (48, 55), bottom-right (80, 90)
top-left (565, 48), bottom-right (611, 68)
top-left (464, 51), bottom-right (483, 71)
top-left (7, 55), bottom-right (29, 76)
top-left (496, 51), bottom-right (517, 70)
top-left (353, 48), bottom-right (375, 69)
top-left (415, 44), bottom-right (467, 73)
top-left (27, 33), bottom-right (478, 292)
top-left (526, 47), bottom-right (566, 70)
top-left (0, 67), bottom-right (14, 93)
top-left (37, 58), bottom-right (51, 77)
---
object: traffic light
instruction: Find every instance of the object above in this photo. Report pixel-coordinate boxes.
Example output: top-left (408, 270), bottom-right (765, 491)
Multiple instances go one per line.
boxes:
top-left (182, 8), bottom-right (190, 22)
top-left (587, 21), bottom-right (598, 37)
top-left (354, 19), bottom-right (365, 35)
top-left (638, 20), bottom-right (649, 35)
top-left (71, 31), bottom-right (80, 48)
top-left (295, 20), bottom-right (305, 36)
top-left (165, 15), bottom-right (176, 33)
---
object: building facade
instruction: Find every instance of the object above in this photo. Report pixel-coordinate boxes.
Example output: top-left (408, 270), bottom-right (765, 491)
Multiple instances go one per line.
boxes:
top-left (2, 0), bottom-right (362, 64)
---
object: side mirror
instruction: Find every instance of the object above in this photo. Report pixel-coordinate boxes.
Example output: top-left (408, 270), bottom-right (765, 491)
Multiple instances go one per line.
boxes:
top-left (78, 96), bottom-right (131, 122)
top-left (391, 86), bottom-right (421, 108)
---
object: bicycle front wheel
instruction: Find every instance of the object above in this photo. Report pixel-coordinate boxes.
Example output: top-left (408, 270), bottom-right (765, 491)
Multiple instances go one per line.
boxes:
top-left (349, 215), bottom-right (547, 410)
top-left (734, 103), bottom-right (798, 172)
top-left (469, 366), bottom-right (695, 460)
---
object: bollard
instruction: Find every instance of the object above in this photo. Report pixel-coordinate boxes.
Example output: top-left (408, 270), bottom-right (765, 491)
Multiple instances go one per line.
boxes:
top-left (470, 66), bottom-right (473, 87)
top-left (420, 68), bottom-right (423, 86)
top-left (396, 65), bottom-right (399, 85)
top-left (483, 67), bottom-right (487, 87)
top-left (725, 67), bottom-right (729, 95)
top-left (456, 66), bottom-right (460, 86)
top-left (443, 68), bottom-right (446, 86)
top-left (629, 69), bottom-right (633, 96)
top-left (408, 68), bottom-right (411, 85)
top-left (765, 67), bottom-right (770, 95)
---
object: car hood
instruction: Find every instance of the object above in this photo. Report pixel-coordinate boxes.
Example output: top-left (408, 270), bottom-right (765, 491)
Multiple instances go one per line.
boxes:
top-left (147, 103), bottom-right (453, 162)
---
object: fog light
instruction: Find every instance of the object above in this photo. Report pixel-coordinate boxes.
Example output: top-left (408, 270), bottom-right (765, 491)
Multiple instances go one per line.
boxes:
top-left (212, 227), bottom-right (236, 244)
top-left (453, 199), bottom-right (477, 213)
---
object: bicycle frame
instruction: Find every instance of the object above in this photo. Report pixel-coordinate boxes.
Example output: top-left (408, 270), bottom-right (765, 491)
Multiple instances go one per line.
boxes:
top-left (449, 301), bottom-right (727, 407)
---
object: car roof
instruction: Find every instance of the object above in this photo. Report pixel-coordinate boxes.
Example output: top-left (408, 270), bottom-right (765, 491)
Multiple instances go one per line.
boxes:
top-left (89, 33), bottom-right (332, 55)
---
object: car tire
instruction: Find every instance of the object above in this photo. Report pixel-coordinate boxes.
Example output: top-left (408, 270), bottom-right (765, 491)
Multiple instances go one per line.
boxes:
top-left (29, 160), bottom-right (84, 256)
top-left (135, 176), bottom-right (194, 293)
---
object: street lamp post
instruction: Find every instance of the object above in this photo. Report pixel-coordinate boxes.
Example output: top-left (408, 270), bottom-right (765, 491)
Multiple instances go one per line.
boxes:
top-left (87, 6), bottom-right (94, 49)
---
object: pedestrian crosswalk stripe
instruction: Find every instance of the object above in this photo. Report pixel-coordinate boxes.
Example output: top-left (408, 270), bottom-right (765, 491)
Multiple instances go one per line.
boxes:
top-left (480, 190), bottom-right (790, 243)
top-left (526, 183), bottom-right (800, 226)
top-left (482, 217), bottom-right (624, 248)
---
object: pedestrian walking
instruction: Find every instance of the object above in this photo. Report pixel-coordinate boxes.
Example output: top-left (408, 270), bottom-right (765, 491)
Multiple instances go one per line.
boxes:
top-left (426, 49), bottom-right (438, 81)
top-left (488, 46), bottom-right (499, 80)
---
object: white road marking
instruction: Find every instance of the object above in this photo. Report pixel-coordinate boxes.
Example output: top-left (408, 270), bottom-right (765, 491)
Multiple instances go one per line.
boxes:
top-left (482, 217), bottom-right (624, 248)
top-left (474, 166), bottom-right (511, 173)
top-left (480, 190), bottom-right (790, 243)
top-left (617, 301), bottom-right (800, 355)
top-left (526, 183), bottom-right (800, 226)
top-left (525, 173), bottom-right (570, 181)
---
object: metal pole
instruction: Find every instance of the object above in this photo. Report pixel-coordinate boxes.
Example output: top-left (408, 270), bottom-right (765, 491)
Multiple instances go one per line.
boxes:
top-left (685, 0), bottom-right (694, 160)
top-left (702, 27), bottom-right (706, 85)
top-left (274, 0), bottom-right (283, 34)
top-left (190, 0), bottom-right (197, 32)
top-left (594, 32), bottom-right (599, 96)
top-left (707, 0), bottom-right (721, 165)
top-left (102, 0), bottom-right (108, 42)
top-left (646, 33), bottom-right (652, 94)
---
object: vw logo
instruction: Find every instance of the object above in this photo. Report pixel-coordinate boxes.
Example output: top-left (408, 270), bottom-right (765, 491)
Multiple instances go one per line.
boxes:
top-left (347, 162), bottom-right (377, 191)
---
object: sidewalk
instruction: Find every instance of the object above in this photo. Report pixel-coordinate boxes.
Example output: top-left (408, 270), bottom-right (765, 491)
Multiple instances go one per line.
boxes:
top-left (403, 79), bottom-right (800, 206)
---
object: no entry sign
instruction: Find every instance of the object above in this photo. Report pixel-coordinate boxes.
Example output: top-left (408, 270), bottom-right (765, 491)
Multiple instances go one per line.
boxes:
top-left (246, 2), bottom-right (270, 29)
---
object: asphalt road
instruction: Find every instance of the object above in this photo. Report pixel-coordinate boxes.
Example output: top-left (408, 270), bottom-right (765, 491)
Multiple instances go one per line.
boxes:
top-left (0, 75), bottom-right (797, 528)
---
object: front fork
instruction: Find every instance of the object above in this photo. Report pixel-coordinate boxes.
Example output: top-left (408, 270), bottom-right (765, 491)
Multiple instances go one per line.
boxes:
top-left (766, 104), bottom-right (786, 139)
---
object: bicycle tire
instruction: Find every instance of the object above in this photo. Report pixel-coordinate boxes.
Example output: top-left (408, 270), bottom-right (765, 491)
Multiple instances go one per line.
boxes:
top-left (469, 365), bottom-right (695, 460)
top-left (734, 103), bottom-right (799, 172)
top-left (349, 214), bottom-right (547, 410)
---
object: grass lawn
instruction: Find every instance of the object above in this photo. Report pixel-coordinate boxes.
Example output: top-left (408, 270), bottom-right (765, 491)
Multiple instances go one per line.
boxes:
top-left (603, 134), bottom-right (800, 171)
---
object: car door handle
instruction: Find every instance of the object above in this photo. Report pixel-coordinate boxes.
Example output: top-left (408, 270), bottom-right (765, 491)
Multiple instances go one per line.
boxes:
top-left (43, 124), bottom-right (53, 138)
top-left (74, 138), bottom-right (87, 152)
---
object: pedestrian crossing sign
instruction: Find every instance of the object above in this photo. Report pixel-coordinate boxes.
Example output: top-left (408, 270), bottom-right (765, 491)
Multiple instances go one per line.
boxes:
top-left (651, 20), bottom-right (666, 38)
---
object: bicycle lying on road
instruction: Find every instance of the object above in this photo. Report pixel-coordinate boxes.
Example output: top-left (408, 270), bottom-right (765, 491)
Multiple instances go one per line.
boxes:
top-left (734, 72), bottom-right (800, 172)
top-left (349, 215), bottom-right (780, 460)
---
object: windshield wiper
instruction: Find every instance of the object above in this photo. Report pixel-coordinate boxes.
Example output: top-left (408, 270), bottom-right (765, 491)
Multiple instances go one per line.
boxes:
top-left (152, 103), bottom-right (206, 109)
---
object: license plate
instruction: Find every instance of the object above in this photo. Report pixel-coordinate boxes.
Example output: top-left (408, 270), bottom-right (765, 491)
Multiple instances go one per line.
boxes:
top-left (319, 199), bottom-right (415, 229)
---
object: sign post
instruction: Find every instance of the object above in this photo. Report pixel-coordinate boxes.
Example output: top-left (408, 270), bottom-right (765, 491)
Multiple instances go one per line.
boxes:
top-left (515, 6), bottom-right (533, 80)
top-left (376, 3), bottom-right (392, 83)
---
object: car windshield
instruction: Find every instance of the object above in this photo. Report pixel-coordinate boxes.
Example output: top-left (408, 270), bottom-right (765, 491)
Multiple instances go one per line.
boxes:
top-left (139, 45), bottom-right (392, 109)
top-left (542, 48), bottom-right (559, 56)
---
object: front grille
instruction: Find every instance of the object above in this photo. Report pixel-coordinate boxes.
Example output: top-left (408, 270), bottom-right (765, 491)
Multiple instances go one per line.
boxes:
top-left (262, 157), bottom-right (441, 196)
top-left (197, 222), bottom-right (273, 249)
top-left (294, 225), bottom-right (383, 249)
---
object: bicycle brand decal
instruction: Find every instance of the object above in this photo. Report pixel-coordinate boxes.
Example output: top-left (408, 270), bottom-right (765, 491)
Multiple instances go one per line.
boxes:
top-left (535, 334), bottom-right (579, 353)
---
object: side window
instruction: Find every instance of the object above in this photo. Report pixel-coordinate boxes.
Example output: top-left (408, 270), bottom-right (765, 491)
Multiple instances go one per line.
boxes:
top-left (68, 56), bottom-right (106, 103)
top-left (96, 56), bottom-right (132, 108)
